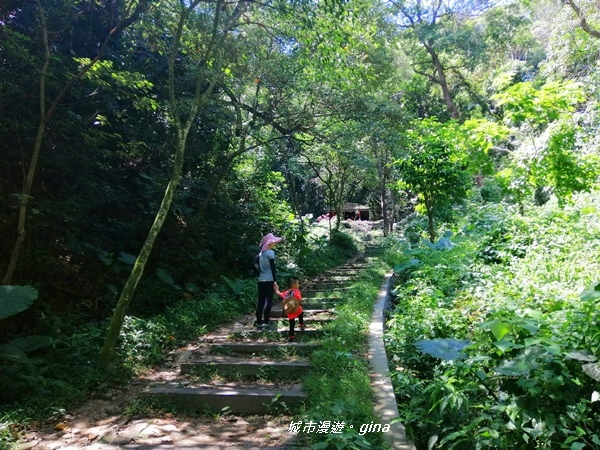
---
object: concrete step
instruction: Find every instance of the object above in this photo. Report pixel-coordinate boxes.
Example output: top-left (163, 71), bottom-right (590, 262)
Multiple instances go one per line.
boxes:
top-left (271, 308), bottom-right (331, 314)
top-left (298, 295), bottom-right (343, 301)
top-left (119, 445), bottom-right (299, 450)
top-left (230, 329), bottom-right (325, 340)
top-left (318, 281), bottom-right (356, 287)
top-left (209, 342), bottom-right (320, 355)
top-left (119, 445), bottom-right (301, 450)
top-left (143, 384), bottom-right (306, 414)
top-left (267, 308), bottom-right (332, 318)
top-left (305, 284), bottom-right (351, 291)
top-left (272, 303), bottom-right (338, 312)
top-left (304, 285), bottom-right (353, 291)
top-left (326, 267), bottom-right (363, 273)
top-left (311, 276), bottom-right (355, 282)
top-left (180, 356), bottom-right (311, 377)
top-left (299, 301), bottom-right (341, 309)
top-left (269, 316), bottom-right (333, 324)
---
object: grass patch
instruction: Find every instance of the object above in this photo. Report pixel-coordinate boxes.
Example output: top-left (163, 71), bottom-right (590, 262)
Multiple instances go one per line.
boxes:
top-left (298, 259), bottom-right (392, 450)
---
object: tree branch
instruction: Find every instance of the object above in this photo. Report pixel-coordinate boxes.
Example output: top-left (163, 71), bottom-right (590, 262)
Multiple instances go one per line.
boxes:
top-left (563, 0), bottom-right (600, 38)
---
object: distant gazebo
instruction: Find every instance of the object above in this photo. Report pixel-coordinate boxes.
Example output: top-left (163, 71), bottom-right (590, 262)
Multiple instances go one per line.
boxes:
top-left (342, 203), bottom-right (370, 221)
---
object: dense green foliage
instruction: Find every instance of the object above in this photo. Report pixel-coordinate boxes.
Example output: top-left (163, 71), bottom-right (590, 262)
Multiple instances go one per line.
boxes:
top-left (384, 191), bottom-right (600, 449)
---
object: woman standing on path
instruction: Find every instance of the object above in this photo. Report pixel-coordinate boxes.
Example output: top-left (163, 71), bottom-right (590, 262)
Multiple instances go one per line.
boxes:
top-left (256, 233), bottom-right (283, 329)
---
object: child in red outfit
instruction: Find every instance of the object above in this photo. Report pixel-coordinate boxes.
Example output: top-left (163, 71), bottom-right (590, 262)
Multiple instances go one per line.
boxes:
top-left (275, 277), bottom-right (305, 340)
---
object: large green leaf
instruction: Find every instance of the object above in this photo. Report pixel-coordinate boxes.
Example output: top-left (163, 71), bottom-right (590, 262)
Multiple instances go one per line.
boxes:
top-left (0, 285), bottom-right (39, 320)
top-left (393, 258), bottom-right (420, 275)
top-left (414, 338), bottom-right (471, 361)
top-left (583, 363), bottom-right (600, 382)
top-left (118, 252), bottom-right (137, 265)
top-left (565, 350), bottom-right (597, 362)
top-left (580, 282), bottom-right (600, 302)
top-left (0, 343), bottom-right (30, 363)
top-left (494, 346), bottom-right (546, 376)
top-left (9, 335), bottom-right (53, 352)
top-left (486, 320), bottom-right (511, 341)
top-left (157, 267), bottom-right (180, 289)
top-left (493, 338), bottom-right (520, 353)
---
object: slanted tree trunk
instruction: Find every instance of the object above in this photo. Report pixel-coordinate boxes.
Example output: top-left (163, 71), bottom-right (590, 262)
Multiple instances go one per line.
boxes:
top-left (3, 0), bottom-right (50, 286)
top-left (424, 40), bottom-right (459, 120)
top-left (99, 136), bottom-right (187, 366)
top-left (564, 0), bottom-right (600, 38)
top-left (99, 0), bottom-right (243, 366)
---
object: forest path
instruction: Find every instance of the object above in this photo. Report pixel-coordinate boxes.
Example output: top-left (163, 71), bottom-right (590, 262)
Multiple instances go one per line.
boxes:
top-left (17, 249), bottom-right (382, 450)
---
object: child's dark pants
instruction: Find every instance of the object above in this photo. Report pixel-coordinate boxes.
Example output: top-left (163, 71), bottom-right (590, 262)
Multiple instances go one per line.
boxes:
top-left (289, 312), bottom-right (304, 335)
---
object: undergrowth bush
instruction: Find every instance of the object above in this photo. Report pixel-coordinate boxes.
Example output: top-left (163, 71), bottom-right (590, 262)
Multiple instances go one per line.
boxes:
top-left (385, 191), bottom-right (600, 449)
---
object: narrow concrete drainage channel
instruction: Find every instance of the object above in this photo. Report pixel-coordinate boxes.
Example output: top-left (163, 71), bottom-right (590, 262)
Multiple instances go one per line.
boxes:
top-left (139, 249), bottom-right (416, 449)
top-left (368, 272), bottom-right (416, 450)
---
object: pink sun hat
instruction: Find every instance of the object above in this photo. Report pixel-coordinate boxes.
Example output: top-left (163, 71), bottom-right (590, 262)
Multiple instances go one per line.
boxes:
top-left (260, 233), bottom-right (283, 251)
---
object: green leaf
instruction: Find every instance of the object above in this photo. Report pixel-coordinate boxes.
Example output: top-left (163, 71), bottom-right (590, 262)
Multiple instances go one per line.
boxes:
top-left (493, 339), bottom-right (518, 353)
top-left (310, 443), bottom-right (329, 450)
top-left (524, 337), bottom-right (541, 347)
top-left (583, 363), bottom-right (600, 381)
top-left (118, 252), bottom-right (137, 265)
top-left (495, 358), bottom-right (533, 376)
top-left (487, 320), bottom-right (511, 341)
top-left (9, 335), bottom-right (52, 352)
top-left (495, 347), bottom-right (546, 376)
top-left (414, 339), bottom-right (471, 361)
top-left (565, 350), bottom-right (597, 362)
top-left (0, 285), bottom-right (39, 320)
top-left (0, 343), bottom-right (30, 363)
top-left (580, 282), bottom-right (600, 302)
top-left (393, 259), bottom-right (420, 274)
top-left (157, 267), bottom-right (176, 286)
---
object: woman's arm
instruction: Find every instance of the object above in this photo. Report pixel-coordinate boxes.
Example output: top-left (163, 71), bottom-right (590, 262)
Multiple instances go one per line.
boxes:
top-left (269, 258), bottom-right (277, 283)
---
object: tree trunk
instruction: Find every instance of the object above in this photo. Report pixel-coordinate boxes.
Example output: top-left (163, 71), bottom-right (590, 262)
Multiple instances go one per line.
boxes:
top-left (389, 189), bottom-right (397, 234)
top-left (376, 155), bottom-right (388, 236)
top-left (564, 0), bottom-right (600, 38)
top-left (99, 137), bottom-right (186, 366)
top-left (380, 189), bottom-right (388, 237)
top-left (3, 0), bottom-right (51, 286)
top-left (424, 41), bottom-right (459, 120)
top-left (99, 0), bottom-right (233, 366)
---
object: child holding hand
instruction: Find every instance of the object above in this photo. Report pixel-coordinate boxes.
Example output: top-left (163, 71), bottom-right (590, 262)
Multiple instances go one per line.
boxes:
top-left (275, 277), bottom-right (305, 341)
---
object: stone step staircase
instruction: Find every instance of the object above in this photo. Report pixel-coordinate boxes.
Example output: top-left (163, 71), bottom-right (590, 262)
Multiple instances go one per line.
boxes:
top-left (144, 384), bottom-right (306, 414)
top-left (142, 251), bottom-right (374, 416)
top-left (180, 356), bottom-right (312, 377)
top-left (209, 342), bottom-right (319, 355)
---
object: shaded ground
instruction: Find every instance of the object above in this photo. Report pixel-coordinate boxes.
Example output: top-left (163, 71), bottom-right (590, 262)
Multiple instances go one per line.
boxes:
top-left (15, 312), bottom-right (305, 450)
